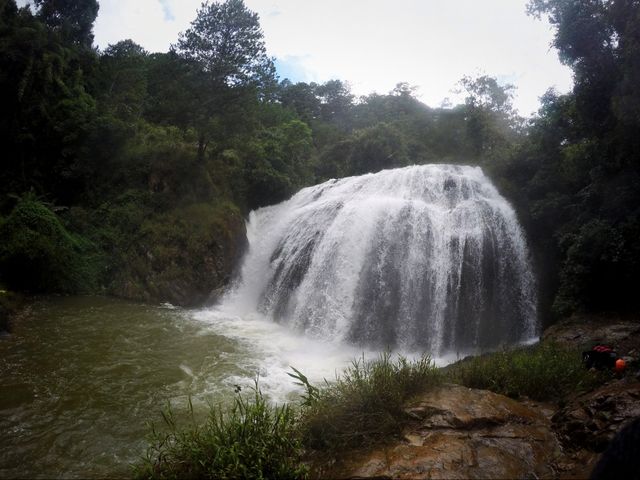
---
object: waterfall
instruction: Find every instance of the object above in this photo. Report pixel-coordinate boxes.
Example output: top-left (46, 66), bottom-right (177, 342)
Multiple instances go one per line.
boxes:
top-left (223, 164), bottom-right (538, 355)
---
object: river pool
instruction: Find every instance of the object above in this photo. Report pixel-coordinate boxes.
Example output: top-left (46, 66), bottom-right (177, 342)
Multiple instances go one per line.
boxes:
top-left (0, 296), bottom-right (375, 478)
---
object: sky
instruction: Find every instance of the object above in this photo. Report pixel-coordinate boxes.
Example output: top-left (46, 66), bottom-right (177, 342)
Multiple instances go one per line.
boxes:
top-left (55, 0), bottom-right (576, 116)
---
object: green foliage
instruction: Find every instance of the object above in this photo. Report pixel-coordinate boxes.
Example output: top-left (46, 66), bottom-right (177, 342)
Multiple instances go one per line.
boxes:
top-left (34, 0), bottom-right (99, 48)
top-left (494, 0), bottom-right (640, 319)
top-left (0, 194), bottom-right (102, 292)
top-left (2, 0), bottom-right (638, 321)
top-left (0, 1), bottom-right (97, 203)
top-left (296, 353), bottom-right (441, 452)
top-left (174, 0), bottom-right (276, 161)
top-left (553, 219), bottom-right (640, 316)
top-left (446, 342), bottom-right (603, 401)
top-left (243, 119), bottom-right (314, 208)
top-left (245, 158), bottom-right (294, 209)
top-left (278, 80), bottom-right (321, 124)
top-left (175, 0), bottom-right (274, 89)
top-left (287, 367), bottom-right (320, 407)
top-left (101, 200), bottom-right (245, 304)
top-left (347, 123), bottom-right (410, 175)
top-left (135, 384), bottom-right (308, 480)
top-left (97, 40), bottom-right (148, 120)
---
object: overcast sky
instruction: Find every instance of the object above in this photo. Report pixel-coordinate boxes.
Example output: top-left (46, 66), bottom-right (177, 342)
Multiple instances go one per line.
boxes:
top-left (85, 0), bottom-right (572, 115)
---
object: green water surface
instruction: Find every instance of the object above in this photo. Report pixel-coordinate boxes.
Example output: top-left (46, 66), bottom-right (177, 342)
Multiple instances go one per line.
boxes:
top-left (0, 296), bottom-right (254, 479)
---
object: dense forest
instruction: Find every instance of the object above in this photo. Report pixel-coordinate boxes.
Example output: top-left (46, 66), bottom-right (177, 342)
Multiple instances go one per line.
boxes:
top-left (0, 0), bottom-right (638, 325)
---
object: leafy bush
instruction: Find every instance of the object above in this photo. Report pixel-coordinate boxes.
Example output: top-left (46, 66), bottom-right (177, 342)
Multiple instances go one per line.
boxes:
top-left (0, 195), bottom-right (103, 292)
top-left (446, 342), bottom-right (603, 401)
top-left (295, 353), bottom-right (441, 452)
top-left (553, 219), bottom-right (640, 316)
top-left (135, 385), bottom-right (307, 480)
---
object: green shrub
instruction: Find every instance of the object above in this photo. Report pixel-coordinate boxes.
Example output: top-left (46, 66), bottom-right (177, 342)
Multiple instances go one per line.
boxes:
top-left (135, 385), bottom-right (308, 480)
top-left (446, 342), bottom-right (604, 401)
top-left (296, 353), bottom-right (441, 452)
top-left (0, 195), bottom-right (103, 292)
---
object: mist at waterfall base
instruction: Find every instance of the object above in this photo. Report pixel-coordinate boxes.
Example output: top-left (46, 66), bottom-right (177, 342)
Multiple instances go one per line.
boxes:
top-left (202, 163), bottom-right (539, 384)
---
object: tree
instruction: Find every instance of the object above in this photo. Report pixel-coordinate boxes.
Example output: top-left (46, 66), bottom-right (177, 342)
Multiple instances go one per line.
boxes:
top-left (175, 0), bottom-right (273, 87)
top-left (526, 0), bottom-right (623, 135)
top-left (457, 75), bottom-right (522, 159)
top-left (174, 0), bottom-right (276, 161)
top-left (278, 80), bottom-right (321, 124)
top-left (34, 0), bottom-right (99, 48)
top-left (492, 0), bottom-right (640, 319)
top-left (459, 75), bottom-right (515, 115)
top-left (0, 1), bottom-right (97, 202)
top-left (315, 79), bottom-right (354, 126)
top-left (97, 40), bottom-right (148, 120)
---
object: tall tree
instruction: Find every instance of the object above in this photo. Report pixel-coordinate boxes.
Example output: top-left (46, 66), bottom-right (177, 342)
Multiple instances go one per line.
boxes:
top-left (500, 0), bottom-right (640, 318)
top-left (97, 39), bottom-right (148, 120)
top-left (0, 0), bottom-right (96, 202)
top-left (458, 75), bottom-right (522, 159)
top-left (34, 0), bottom-right (99, 48)
top-left (174, 0), bottom-right (276, 161)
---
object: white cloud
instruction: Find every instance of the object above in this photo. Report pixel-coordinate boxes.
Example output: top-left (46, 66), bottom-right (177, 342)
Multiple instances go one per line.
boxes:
top-left (93, 0), bottom-right (200, 52)
top-left (92, 0), bottom-right (573, 114)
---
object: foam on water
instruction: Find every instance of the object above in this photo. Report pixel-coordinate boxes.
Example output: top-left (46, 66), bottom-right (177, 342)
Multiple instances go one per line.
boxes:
top-left (191, 306), bottom-right (383, 404)
top-left (188, 315), bottom-right (535, 405)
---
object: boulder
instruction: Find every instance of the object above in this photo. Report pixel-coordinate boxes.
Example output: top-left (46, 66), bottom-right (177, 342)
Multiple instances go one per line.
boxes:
top-left (552, 379), bottom-right (640, 452)
top-left (543, 315), bottom-right (640, 357)
top-left (316, 384), bottom-right (570, 479)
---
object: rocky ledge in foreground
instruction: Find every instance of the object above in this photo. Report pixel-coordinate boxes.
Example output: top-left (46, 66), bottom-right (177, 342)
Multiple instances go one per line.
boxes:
top-left (312, 379), bottom-right (640, 480)
top-left (553, 379), bottom-right (640, 453)
top-left (316, 384), bottom-right (568, 479)
top-left (314, 314), bottom-right (640, 480)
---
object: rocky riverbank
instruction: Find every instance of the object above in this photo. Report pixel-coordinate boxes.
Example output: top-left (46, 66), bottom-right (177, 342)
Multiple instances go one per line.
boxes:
top-left (310, 315), bottom-right (640, 479)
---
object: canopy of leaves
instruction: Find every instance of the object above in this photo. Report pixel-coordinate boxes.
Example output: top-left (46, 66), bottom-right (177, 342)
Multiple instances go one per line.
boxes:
top-left (174, 0), bottom-right (274, 89)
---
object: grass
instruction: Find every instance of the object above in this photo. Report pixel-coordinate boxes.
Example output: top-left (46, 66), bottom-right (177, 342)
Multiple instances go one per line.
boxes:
top-left (294, 352), bottom-right (442, 452)
top-left (134, 383), bottom-right (308, 480)
top-left (445, 342), bottom-right (606, 401)
top-left (135, 344), bottom-right (606, 476)
top-left (135, 354), bottom-right (441, 478)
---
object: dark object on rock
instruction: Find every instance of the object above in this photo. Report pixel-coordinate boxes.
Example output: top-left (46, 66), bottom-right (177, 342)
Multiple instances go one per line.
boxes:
top-left (583, 345), bottom-right (617, 370)
top-left (590, 417), bottom-right (640, 479)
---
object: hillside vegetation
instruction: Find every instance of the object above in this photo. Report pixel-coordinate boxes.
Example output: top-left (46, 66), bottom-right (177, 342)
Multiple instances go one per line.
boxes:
top-left (1, 0), bottom-right (639, 320)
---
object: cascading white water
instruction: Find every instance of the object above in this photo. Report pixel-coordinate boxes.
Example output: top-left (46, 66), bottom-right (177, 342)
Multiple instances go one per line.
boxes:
top-left (223, 164), bottom-right (538, 355)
